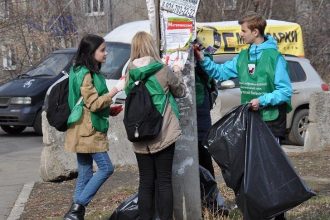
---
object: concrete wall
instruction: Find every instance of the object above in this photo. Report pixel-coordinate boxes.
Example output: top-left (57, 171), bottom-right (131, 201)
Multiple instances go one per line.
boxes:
top-left (40, 110), bottom-right (136, 182)
top-left (304, 92), bottom-right (330, 151)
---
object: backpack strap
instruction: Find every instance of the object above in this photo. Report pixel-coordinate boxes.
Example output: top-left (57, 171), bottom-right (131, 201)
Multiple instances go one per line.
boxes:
top-left (137, 79), bottom-right (169, 117)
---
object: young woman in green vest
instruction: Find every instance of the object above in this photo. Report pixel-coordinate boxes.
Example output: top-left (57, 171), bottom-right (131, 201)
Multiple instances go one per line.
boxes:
top-left (63, 34), bottom-right (125, 220)
top-left (194, 12), bottom-right (292, 220)
top-left (124, 31), bottom-right (186, 220)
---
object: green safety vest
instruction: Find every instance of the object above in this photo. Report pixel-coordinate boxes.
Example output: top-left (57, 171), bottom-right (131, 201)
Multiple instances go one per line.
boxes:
top-left (196, 54), bottom-right (213, 106)
top-left (67, 66), bottom-right (110, 133)
top-left (237, 49), bottom-right (281, 121)
top-left (125, 61), bottom-right (179, 118)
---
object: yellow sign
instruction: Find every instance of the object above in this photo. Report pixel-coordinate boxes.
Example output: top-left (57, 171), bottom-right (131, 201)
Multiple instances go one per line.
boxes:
top-left (196, 20), bottom-right (304, 57)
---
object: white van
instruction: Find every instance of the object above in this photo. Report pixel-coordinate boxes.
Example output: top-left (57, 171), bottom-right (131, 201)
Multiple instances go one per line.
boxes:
top-left (103, 20), bottom-right (150, 103)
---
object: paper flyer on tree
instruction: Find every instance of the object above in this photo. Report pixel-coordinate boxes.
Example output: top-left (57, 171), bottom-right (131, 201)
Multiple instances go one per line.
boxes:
top-left (160, 12), bottom-right (193, 67)
top-left (160, 0), bottom-right (200, 69)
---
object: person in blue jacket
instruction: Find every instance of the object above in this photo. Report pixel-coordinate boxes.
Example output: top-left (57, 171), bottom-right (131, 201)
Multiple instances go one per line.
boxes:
top-left (194, 12), bottom-right (292, 220)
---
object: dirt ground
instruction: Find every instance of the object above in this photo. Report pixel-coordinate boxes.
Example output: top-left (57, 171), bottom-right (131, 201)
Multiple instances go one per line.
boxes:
top-left (21, 166), bottom-right (139, 220)
top-left (21, 149), bottom-right (330, 220)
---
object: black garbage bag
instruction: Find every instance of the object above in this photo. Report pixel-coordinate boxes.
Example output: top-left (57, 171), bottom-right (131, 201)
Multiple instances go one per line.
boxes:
top-left (204, 104), bottom-right (315, 220)
top-left (204, 105), bottom-right (249, 192)
top-left (109, 193), bottom-right (139, 220)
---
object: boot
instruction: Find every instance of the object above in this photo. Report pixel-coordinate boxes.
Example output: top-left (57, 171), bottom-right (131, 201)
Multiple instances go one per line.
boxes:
top-left (274, 213), bottom-right (286, 220)
top-left (63, 203), bottom-right (85, 220)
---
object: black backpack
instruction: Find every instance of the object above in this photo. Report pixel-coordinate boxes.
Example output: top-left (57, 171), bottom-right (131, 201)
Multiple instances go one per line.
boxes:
top-left (46, 74), bottom-right (70, 132)
top-left (123, 81), bottom-right (166, 142)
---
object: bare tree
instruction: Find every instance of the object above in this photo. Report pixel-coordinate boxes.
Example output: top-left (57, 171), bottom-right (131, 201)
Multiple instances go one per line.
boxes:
top-left (0, 0), bottom-right (78, 83)
top-left (1, 0), bottom-right (328, 84)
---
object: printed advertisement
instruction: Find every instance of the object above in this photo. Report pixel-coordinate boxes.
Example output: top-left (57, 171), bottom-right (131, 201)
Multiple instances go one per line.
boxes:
top-left (160, 12), bottom-right (194, 67)
top-left (197, 21), bottom-right (305, 57)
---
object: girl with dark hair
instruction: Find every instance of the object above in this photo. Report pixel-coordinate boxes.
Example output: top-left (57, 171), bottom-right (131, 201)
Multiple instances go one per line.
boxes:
top-left (63, 34), bottom-right (125, 220)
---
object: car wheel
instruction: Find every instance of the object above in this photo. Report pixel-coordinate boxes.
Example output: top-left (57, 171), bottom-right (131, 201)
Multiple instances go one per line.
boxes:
top-left (288, 109), bottom-right (309, 146)
top-left (1, 125), bottom-right (26, 135)
top-left (33, 111), bottom-right (43, 136)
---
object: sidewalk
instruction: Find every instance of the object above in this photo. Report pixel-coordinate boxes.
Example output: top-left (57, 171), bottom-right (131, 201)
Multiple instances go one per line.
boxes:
top-left (0, 140), bottom-right (42, 220)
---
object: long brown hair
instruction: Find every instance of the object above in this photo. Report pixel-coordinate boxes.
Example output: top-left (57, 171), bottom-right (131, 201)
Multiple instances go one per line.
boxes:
top-left (130, 31), bottom-right (162, 62)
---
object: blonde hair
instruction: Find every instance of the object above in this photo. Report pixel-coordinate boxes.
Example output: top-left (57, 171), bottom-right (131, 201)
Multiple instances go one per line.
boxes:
top-left (130, 31), bottom-right (162, 62)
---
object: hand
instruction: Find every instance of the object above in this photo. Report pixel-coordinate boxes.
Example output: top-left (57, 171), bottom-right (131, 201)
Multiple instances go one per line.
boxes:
top-left (114, 76), bottom-right (126, 91)
top-left (250, 99), bottom-right (260, 111)
top-left (193, 44), bottom-right (204, 61)
top-left (172, 59), bottom-right (184, 72)
top-left (110, 105), bottom-right (123, 116)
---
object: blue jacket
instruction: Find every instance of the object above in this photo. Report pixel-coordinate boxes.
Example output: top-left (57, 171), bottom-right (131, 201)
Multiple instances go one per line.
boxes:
top-left (199, 35), bottom-right (292, 107)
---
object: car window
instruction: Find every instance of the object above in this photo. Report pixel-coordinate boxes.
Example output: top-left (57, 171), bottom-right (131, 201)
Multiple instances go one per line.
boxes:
top-left (287, 61), bottom-right (306, 83)
top-left (27, 53), bottom-right (74, 77)
top-left (101, 42), bottom-right (131, 79)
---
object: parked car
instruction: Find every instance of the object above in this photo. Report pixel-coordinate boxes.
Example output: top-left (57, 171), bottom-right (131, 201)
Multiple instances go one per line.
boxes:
top-left (0, 48), bottom-right (76, 135)
top-left (214, 54), bottom-right (329, 146)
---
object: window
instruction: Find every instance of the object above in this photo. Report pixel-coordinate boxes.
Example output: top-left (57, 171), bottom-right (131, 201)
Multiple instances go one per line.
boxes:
top-left (0, 0), bottom-right (10, 19)
top-left (101, 42), bottom-right (130, 79)
top-left (85, 0), bottom-right (104, 16)
top-left (287, 61), bottom-right (307, 83)
top-left (26, 53), bottom-right (75, 77)
top-left (2, 45), bottom-right (17, 70)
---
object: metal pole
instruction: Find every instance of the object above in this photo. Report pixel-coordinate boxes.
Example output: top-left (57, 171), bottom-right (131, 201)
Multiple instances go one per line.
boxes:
top-left (147, 1), bottom-right (201, 219)
top-left (146, 0), bottom-right (160, 51)
top-left (172, 49), bottom-right (202, 220)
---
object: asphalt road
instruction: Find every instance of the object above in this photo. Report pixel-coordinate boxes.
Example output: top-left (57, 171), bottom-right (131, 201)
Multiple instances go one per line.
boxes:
top-left (0, 128), bottom-right (42, 220)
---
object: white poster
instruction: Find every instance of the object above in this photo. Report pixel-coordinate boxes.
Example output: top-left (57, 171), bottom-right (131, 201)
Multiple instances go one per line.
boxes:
top-left (161, 0), bottom-right (200, 18)
top-left (161, 12), bottom-right (193, 67)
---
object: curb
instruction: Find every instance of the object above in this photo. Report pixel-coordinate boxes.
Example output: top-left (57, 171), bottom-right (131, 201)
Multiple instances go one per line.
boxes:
top-left (7, 182), bottom-right (34, 220)
top-left (282, 145), bottom-right (304, 153)
top-left (302, 176), bottom-right (330, 184)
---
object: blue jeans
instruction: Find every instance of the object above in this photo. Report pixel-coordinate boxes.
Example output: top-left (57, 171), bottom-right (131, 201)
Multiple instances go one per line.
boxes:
top-left (74, 152), bottom-right (114, 206)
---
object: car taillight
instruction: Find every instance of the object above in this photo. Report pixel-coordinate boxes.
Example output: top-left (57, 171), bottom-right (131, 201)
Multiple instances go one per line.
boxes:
top-left (321, 83), bottom-right (329, 91)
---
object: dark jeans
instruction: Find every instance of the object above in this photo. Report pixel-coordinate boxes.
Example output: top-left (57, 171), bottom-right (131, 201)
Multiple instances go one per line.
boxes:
top-left (135, 144), bottom-right (175, 220)
top-left (198, 141), bottom-right (215, 178)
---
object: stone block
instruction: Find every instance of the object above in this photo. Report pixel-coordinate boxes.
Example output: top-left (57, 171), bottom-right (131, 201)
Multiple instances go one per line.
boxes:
top-left (304, 92), bottom-right (330, 151)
